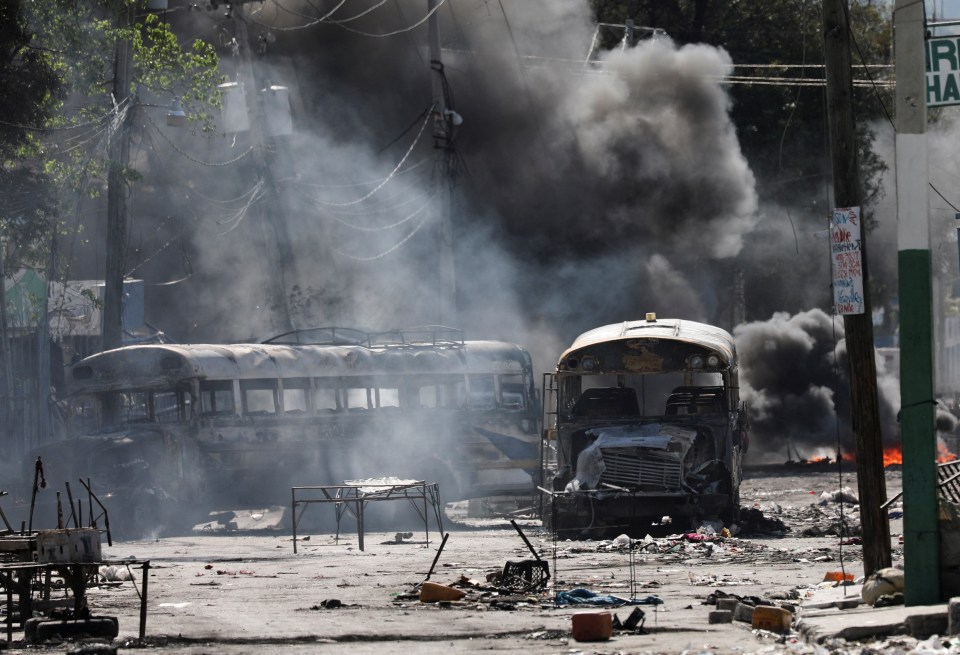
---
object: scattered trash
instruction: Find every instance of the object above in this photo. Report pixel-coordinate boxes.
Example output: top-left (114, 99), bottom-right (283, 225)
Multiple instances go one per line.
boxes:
top-left (862, 567), bottom-right (905, 606)
top-left (394, 531), bottom-right (414, 543)
top-left (618, 606), bottom-right (645, 631)
top-left (555, 588), bottom-right (663, 607)
top-left (819, 487), bottom-right (859, 505)
top-left (499, 520), bottom-right (550, 592)
top-left (419, 581), bottom-right (467, 603)
top-left (98, 565), bottom-right (133, 582)
top-left (823, 570), bottom-right (855, 583)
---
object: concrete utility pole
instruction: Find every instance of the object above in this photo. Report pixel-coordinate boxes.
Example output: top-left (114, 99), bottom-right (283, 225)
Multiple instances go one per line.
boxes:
top-left (894, 0), bottom-right (941, 605)
top-left (428, 0), bottom-right (457, 327)
top-left (821, 0), bottom-right (892, 576)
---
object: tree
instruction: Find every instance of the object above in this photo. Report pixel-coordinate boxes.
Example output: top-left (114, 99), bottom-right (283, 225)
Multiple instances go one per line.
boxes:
top-left (0, 0), bottom-right (221, 452)
top-left (3, 0), bottom-right (221, 270)
top-left (0, 0), bottom-right (64, 266)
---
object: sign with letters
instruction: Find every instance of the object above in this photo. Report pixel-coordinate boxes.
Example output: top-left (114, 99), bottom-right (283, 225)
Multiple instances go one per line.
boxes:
top-left (927, 36), bottom-right (960, 108)
top-left (831, 206), bottom-right (864, 316)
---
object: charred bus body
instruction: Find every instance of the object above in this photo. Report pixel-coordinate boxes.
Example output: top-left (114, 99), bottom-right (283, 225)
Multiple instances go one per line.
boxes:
top-left (542, 316), bottom-right (748, 536)
top-left (29, 328), bottom-right (540, 533)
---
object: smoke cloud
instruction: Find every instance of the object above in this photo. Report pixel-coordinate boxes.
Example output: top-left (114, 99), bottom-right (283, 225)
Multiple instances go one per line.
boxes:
top-left (734, 309), bottom-right (901, 461)
top-left (65, 0), bottom-right (942, 471)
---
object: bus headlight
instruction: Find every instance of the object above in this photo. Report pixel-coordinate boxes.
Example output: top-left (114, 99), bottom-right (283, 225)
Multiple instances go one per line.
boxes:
top-left (689, 355), bottom-right (704, 369)
top-left (581, 356), bottom-right (596, 371)
top-left (706, 355), bottom-right (720, 368)
top-left (565, 357), bottom-right (579, 369)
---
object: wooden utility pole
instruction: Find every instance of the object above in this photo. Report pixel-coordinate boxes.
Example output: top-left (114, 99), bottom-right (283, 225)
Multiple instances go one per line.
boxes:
top-left (233, 5), bottom-right (293, 335)
top-left (894, 0), bottom-right (941, 604)
top-left (102, 0), bottom-right (135, 426)
top-left (103, 0), bottom-right (135, 355)
top-left (428, 0), bottom-right (457, 327)
top-left (821, 0), bottom-right (891, 576)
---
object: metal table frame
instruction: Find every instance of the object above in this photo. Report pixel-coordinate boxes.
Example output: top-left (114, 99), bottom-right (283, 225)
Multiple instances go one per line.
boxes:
top-left (0, 559), bottom-right (150, 642)
top-left (291, 481), bottom-right (444, 552)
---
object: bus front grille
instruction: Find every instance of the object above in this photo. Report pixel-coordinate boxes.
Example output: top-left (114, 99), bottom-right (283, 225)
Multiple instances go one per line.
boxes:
top-left (599, 448), bottom-right (683, 491)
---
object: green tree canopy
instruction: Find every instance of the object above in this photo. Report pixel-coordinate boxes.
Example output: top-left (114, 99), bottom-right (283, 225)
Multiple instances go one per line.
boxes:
top-left (0, 0), bottom-right (221, 271)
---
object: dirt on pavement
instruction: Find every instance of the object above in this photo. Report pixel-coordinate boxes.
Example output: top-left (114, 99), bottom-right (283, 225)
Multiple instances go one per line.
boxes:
top-left (0, 467), bottom-right (908, 654)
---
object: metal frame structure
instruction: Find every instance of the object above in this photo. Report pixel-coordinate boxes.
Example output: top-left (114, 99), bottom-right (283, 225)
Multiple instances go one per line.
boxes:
top-left (291, 480), bottom-right (445, 552)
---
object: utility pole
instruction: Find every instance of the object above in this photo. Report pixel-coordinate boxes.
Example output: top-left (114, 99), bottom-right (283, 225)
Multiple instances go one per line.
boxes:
top-left (103, 0), bottom-right (135, 355)
top-left (428, 0), bottom-right (457, 327)
top-left (102, 0), bottom-right (135, 426)
top-left (233, 5), bottom-right (293, 335)
top-left (822, 0), bottom-right (891, 576)
top-left (894, 0), bottom-right (941, 605)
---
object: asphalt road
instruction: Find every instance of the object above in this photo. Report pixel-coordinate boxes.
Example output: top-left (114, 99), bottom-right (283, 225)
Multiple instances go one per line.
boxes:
top-left (1, 467), bottom-right (905, 654)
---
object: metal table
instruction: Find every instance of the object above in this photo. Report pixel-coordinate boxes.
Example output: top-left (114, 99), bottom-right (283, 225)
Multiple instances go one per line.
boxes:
top-left (0, 559), bottom-right (150, 642)
top-left (291, 480), bottom-right (444, 552)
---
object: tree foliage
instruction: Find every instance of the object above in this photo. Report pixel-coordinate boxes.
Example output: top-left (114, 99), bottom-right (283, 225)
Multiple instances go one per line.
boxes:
top-left (0, 0), bottom-right (221, 271)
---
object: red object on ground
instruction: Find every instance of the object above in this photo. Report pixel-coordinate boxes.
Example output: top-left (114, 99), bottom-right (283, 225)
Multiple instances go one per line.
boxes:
top-left (572, 611), bottom-right (613, 642)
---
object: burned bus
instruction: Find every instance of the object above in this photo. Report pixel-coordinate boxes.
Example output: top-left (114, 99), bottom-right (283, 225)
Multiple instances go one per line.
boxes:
top-left (541, 315), bottom-right (747, 537)
top-left (29, 328), bottom-right (540, 533)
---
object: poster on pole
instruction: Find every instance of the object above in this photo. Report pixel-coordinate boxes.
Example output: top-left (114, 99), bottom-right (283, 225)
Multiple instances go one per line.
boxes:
top-left (830, 206), bottom-right (864, 315)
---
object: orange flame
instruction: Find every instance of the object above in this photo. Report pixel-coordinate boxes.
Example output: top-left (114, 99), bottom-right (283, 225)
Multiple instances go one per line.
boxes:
top-left (938, 441), bottom-right (957, 464)
top-left (883, 447), bottom-right (902, 467)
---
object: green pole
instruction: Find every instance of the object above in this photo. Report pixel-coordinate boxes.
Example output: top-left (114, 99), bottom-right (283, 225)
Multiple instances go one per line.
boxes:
top-left (895, 0), bottom-right (941, 605)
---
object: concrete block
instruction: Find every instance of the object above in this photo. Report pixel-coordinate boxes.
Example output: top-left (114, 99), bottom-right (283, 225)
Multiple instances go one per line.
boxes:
top-left (709, 610), bottom-right (733, 624)
top-left (948, 597), bottom-right (960, 635)
top-left (716, 598), bottom-right (739, 612)
top-left (906, 611), bottom-right (948, 639)
top-left (733, 602), bottom-right (755, 623)
top-left (572, 610), bottom-right (612, 642)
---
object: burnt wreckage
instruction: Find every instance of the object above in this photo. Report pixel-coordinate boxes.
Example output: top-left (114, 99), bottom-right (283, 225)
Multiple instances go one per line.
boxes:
top-left (27, 327), bottom-right (541, 534)
top-left (541, 315), bottom-right (748, 536)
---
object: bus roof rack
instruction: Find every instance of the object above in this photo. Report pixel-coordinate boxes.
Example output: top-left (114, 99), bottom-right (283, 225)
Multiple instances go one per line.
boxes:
top-left (369, 326), bottom-right (465, 348)
top-left (258, 326), bottom-right (465, 348)
top-left (259, 327), bottom-right (373, 346)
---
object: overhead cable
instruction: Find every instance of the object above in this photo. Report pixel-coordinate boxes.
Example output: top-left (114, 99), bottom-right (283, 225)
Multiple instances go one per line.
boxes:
top-left (332, 204), bottom-right (435, 261)
top-left (142, 110), bottom-right (255, 167)
top-left (331, 0), bottom-right (447, 37)
top-left (308, 106), bottom-right (433, 208)
top-left (314, 188), bottom-right (438, 232)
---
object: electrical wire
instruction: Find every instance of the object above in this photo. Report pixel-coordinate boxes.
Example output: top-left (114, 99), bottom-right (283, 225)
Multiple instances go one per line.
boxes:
top-left (332, 0), bottom-right (447, 38)
top-left (270, 0), bottom-right (391, 25)
top-left (217, 179), bottom-right (267, 233)
top-left (307, 106), bottom-right (433, 208)
top-left (289, 171), bottom-right (435, 218)
top-left (141, 110), bottom-right (255, 167)
top-left (285, 157), bottom-right (432, 190)
top-left (331, 205), bottom-right (434, 261)
top-left (248, 0), bottom-right (347, 31)
top-left (317, 188), bottom-right (437, 233)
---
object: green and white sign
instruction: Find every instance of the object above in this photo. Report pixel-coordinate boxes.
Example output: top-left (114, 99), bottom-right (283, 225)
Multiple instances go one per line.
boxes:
top-left (927, 36), bottom-right (960, 107)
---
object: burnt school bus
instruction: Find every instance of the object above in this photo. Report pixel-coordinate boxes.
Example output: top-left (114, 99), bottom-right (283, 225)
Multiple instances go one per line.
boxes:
top-left (541, 315), bottom-right (748, 537)
top-left (30, 327), bottom-right (540, 534)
